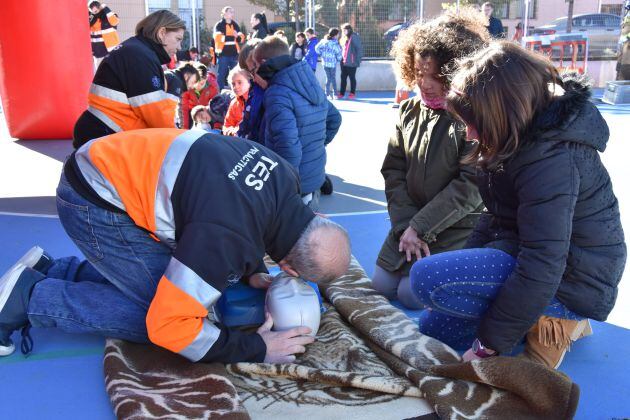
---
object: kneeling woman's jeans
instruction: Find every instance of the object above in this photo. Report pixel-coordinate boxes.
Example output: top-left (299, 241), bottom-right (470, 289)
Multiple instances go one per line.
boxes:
top-left (409, 248), bottom-right (583, 351)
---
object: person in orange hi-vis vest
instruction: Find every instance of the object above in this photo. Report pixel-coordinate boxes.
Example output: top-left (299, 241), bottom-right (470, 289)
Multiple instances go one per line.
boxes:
top-left (0, 129), bottom-right (351, 363)
top-left (89, 1), bottom-right (120, 69)
top-left (214, 6), bottom-right (244, 89)
top-left (73, 10), bottom-right (186, 148)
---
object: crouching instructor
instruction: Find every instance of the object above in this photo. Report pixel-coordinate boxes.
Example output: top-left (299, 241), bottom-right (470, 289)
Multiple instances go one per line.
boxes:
top-left (0, 129), bottom-right (351, 363)
top-left (73, 10), bottom-right (186, 148)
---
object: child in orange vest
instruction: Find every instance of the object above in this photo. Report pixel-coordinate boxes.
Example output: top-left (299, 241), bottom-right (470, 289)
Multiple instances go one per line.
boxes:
top-left (223, 66), bottom-right (252, 136)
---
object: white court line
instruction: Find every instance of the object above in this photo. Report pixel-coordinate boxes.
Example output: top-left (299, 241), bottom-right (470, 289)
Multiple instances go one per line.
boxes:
top-left (327, 210), bottom-right (388, 217)
top-left (332, 191), bottom-right (387, 207)
top-left (0, 210), bottom-right (389, 219)
top-left (0, 211), bottom-right (58, 219)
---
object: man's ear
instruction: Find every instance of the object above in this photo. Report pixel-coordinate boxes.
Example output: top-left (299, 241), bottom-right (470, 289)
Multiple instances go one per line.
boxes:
top-left (278, 259), bottom-right (299, 277)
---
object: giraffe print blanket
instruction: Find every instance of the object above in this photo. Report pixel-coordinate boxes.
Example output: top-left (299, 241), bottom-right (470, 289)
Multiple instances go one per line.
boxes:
top-left (103, 257), bottom-right (579, 419)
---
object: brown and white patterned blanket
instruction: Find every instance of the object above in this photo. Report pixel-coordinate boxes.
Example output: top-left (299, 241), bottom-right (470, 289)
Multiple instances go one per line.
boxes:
top-left (104, 257), bottom-right (579, 419)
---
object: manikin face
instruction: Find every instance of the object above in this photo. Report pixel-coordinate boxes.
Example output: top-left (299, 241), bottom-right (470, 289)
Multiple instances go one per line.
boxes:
top-left (194, 109), bottom-right (211, 124)
top-left (414, 55), bottom-right (446, 99)
top-left (159, 28), bottom-right (185, 57)
top-left (265, 276), bottom-right (320, 337)
top-left (231, 73), bottom-right (251, 97)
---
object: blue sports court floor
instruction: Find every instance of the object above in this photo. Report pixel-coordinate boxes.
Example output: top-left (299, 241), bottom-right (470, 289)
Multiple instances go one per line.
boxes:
top-left (0, 92), bottom-right (629, 419)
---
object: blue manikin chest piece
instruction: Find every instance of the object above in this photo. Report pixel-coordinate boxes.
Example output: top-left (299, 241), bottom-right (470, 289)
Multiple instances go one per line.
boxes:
top-left (216, 267), bottom-right (324, 328)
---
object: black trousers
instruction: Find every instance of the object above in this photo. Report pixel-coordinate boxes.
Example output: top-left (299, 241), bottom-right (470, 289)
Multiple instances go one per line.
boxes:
top-left (340, 65), bottom-right (357, 95)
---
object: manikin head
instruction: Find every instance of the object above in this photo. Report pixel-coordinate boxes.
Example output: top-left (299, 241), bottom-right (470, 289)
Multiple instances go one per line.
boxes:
top-left (266, 275), bottom-right (321, 336)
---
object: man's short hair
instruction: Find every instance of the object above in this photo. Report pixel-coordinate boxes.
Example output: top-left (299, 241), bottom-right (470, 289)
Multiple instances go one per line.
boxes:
top-left (89, 1), bottom-right (101, 9)
top-left (284, 217), bottom-right (351, 283)
top-left (305, 28), bottom-right (315, 35)
top-left (253, 35), bottom-right (290, 62)
top-left (482, 2), bottom-right (494, 8)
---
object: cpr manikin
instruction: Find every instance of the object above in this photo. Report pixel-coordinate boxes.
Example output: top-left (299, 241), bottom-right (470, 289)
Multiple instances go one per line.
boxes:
top-left (266, 274), bottom-right (321, 337)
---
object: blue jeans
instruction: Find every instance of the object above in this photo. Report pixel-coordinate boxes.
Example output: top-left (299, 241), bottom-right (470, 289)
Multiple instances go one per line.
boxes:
top-left (217, 55), bottom-right (239, 89)
top-left (26, 173), bottom-right (172, 342)
top-left (323, 66), bottom-right (337, 97)
top-left (409, 248), bottom-right (584, 350)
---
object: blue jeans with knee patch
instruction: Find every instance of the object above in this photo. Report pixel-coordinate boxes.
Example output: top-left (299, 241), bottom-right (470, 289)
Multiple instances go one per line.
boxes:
top-left (409, 248), bottom-right (584, 351)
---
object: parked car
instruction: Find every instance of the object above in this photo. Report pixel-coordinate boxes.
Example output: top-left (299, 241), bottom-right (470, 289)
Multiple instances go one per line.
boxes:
top-left (530, 13), bottom-right (622, 58)
top-left (383, 21), bottom-right (413, 53)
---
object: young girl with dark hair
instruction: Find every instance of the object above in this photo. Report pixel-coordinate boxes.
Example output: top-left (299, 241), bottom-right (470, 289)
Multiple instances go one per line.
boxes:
top-left (250, 12), bottom-right (268, 39)
top-left (409, 41), bottom-right (626, 369)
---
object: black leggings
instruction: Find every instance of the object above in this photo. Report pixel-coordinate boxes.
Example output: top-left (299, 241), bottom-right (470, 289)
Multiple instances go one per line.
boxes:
top-left (340, 65), bottom-right (357, 95)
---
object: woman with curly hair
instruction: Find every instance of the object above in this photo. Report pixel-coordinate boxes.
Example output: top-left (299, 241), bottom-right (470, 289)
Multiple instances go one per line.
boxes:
top-left (372, 8), bottom-right (489, 309)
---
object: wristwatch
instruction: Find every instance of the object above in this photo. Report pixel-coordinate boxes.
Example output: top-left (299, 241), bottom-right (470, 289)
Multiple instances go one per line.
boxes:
top-left (471, 338), bottom-right (498, 358)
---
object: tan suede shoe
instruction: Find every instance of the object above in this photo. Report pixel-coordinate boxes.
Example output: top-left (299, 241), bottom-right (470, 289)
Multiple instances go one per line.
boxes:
top-left (522, 316), bottom-right (592, 369)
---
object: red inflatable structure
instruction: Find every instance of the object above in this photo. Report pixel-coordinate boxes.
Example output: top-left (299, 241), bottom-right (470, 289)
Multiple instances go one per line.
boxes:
top-left (0, 1), bottom-right (93, 139)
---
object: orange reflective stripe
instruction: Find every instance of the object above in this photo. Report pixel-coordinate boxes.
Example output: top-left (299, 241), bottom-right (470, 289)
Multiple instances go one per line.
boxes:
top-left (132, 97), bottom-right (178, 129)
top-left (87, 129), bottom-right (183, 232)
top-left (214, 32), bottom-right (225, 52)
top-left (102, 31), bottom-right (120, 50)
top-left (87, 94), bottom-right (136, 131)
top-left (146, 276), bottom-right (209, 353)
top-left (107, 12), bottom-right (119, 26)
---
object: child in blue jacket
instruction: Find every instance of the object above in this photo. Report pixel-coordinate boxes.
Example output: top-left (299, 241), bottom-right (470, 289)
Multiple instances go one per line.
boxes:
top-left (315, 28), bottom-right (343, 99)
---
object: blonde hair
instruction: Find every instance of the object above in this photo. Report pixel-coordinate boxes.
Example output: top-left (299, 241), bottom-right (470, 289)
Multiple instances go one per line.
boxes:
top-left (136, 10), bottom-right (186, 44)
top-left (221, 6), bottom-right (233, 17)
top-left (447, 41), bottom-right (559, 170)
top-left (228, 66), bottom-right (252, 83)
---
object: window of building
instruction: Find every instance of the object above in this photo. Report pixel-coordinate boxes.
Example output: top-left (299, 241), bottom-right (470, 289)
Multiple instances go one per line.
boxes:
top-left (601, 4), bottom-right (623, 16)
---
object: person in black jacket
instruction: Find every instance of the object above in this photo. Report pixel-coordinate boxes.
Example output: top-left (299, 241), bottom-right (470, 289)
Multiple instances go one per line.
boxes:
top-left (482, 2), bottom-right (505, 38)
top-left (250, 12), bottom-right (269, 39)
top-left (0, 130), bottom-right (352, 362)
top-left (408, 41), bottom-right (626, 369)
top-left (73, 10), bottom-right (186, 148)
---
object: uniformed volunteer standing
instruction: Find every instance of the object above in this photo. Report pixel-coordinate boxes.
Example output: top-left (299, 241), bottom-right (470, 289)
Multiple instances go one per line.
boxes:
top-left (73, 10), bottom-right (186, 148)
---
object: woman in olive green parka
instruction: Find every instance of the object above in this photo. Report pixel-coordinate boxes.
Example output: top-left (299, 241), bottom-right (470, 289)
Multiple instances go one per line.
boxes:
top-left (373, 9), bottom-right (489, 308)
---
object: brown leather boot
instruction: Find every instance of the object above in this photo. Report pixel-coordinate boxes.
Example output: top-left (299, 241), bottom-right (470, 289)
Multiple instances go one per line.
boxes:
top-left (522, 316), bottom-right (592, 369)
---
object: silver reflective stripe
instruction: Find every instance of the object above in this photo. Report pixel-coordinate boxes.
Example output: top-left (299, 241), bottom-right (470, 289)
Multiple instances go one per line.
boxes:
top-left (91, 38), bottom-right (104, 43)
top-left (74, 139), bottom-right (126, 211)
top-left (154, 130), bottom-right (205, 244)
top-left (128, 90), bottom-right (169, 107)
top-left (164, 257), bottom-right (222, 308)
top-left (179, 320), bottom-right (221, 362)
top-left (87, 106), bottom-right (122, 133)
top-left (166, 93), bottom-right (180, 103)
top-left (90, 84), bottom-right (128, 104)
top-left (91, 27), bottom-right (117, 36)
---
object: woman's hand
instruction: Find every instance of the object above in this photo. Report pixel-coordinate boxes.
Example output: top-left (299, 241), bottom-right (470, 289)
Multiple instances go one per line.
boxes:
top-left (399, 226), bottom-right (431, 262)
top-left (248, 273), bottom-right (274, 289)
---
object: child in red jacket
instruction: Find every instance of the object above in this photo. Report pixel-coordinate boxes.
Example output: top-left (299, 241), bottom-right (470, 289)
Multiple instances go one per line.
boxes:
top-left (181, 63), bottom-right (219, 129)
top-left (223, 66), bottom-right (252, 136)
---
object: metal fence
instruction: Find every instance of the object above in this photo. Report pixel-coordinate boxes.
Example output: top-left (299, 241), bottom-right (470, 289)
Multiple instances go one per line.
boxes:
top-left (308, 0), bottom-right (424, 59)
top-left (103, 0), bottom-right (624, 61)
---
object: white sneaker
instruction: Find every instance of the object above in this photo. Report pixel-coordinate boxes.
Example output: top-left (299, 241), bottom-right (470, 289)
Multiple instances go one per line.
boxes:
top-left (0, 264), bottom-right (28, 356)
